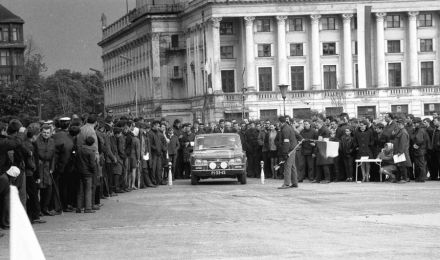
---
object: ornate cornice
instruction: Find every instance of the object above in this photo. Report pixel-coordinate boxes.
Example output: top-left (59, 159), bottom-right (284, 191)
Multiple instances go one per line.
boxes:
top-left (244, 16), bottom-right (255, 26)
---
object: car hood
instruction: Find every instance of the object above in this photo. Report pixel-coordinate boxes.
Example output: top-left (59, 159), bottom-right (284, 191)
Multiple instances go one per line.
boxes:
top-left (192, 149), bottom-right (244, 159)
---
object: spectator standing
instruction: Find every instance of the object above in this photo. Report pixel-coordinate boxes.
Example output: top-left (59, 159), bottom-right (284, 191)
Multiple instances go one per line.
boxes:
top-left (393, 118), bottom-right (412, 183)
top-left (411, 117), bottom-right (430, 182)
top-left (299, 120), bottom-right (317, 181)
top-left (76, 137), bottom-right (97, 213)
top-left (354, 120), bottom-right (374, 182)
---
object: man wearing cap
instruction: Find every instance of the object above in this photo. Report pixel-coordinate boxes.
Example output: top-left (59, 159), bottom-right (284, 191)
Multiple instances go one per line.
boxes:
top-left (53, 117), bottom-right (75, 212)
top-left (411, 117), bottom-right (430, 182)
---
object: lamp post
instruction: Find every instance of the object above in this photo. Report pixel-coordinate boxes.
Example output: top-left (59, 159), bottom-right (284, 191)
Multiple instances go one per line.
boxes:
top-left (278, 84), bottom-right (289, 116)
top-left (89, 68), bottom-right (105, 116)
top-left (241, 87), bottom-right (248, 121)
top-left (120, 55), bottom-right (138, 117)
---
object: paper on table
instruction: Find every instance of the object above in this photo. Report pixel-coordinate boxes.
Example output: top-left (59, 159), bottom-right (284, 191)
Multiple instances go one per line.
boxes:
top-left (393, 153), bottom-right (406, 163)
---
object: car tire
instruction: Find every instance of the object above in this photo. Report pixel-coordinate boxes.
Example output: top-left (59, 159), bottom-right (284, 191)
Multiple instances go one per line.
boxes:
top-left (191, 174), bottom-right (198, 185)
top-left (239, 173), bottom-right (247, 185)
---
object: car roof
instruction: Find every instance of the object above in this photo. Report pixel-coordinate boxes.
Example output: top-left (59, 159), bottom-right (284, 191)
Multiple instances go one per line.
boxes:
top-left (196, 133), bottom-right (240, 137)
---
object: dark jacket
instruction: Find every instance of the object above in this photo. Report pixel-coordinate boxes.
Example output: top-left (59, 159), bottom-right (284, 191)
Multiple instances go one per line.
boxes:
top-left (340, 135), bottom-right (355, 157)
top-left (23, 139), bottom-right (37, 177)
top-left (77, 146), bottom-right (97, 177)
top-left (383, 121), bottom-right (398, 141)
top-left (354, 128), bottom-right (374, 158)
top-left (411, 126), bottom-right (430, 157)
top-left (149, 129), bottom-right (165, 156)
top-left (117, 134), bottom-right (127, 160)
top-left (245, 128), bottom-right (260, 155)
top-left (300, 128), bottom-right (318, 156)
top-left (432, 128), bottom-right (440, 152)
top-left (34, 136), bottom-right (56, 188)
top-left (168, 135), bottom-right (180, 155)
top-left (53, 129), bottom-right (74, 175)
top-left (393, 127), bottom-right (412, 167)
top-left (276, 124), bottom-right (302, 157)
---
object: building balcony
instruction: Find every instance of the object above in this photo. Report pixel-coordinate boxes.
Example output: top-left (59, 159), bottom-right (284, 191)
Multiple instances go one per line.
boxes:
top-left (129, 3), bottom-right (185, 22)
top-left (218, 85), bottom-right (440, 111)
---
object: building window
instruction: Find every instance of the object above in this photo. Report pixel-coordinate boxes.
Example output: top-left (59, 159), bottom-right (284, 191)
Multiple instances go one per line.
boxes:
top-left (12, 52), bottom-right (23, 66)
top-left (420, 39), bottom-right (433, 52)
top-left (220, 46), bottom-right (234, 59)
top-left (388, 63), bottom-right (402, 87)
top-left (322, 17), bottom-right (336, 30)
top-left (421, 61), bottom-right (434, 85)
top-left (0, 26), bottom-right (9, 42)
top-left (424, 103), bottom-right (440, 115)
top-left (173, 66), bottom-right (180, 77)
top-left (221, 70), bottom-right (235, 93)
top-left (260, 109), bottom-right (278, 121)
top-left (290, 66), bottom-right (304, 91)
top-left (387, 40), bottom-right (401, 53)
top-left (256, 19), bottom-right (271, 32)
top-left (288, 18), bottom-right (303, 31)
top-left (171, 35), bottom-right (179, 48)
top-left (290, 43), bottom-right (303, 56)
top-left (11, 27), bottom-right (18, 41)
top-left (418, 13), bottom-right (432, 27)
top-left (323, 65), bottom-right (337, 89)
top-left (326, 107), bottom-right (344, 116)
top-left (386, 15), bottom-right (401, 28)
top-left (0, 74), bottom-right (10, 85)
top-left (357, 106), bottom-right (376, 119)
top-left (0, 50), bottom-right (9, 65)
top-left (293, 108), bottom-right (311, 119)
top-left (391, 104), bottom-right (409, 114)
top-left (323, 42), bottom-right (336, 55)
top-left (258, 67), bottom-right (272, 91)
top-left (258, 44), bottom-right (271, 57)
top-left (354, 41), bottom-right (358, 55)
top-left (220, 22), bottom-right (233, 35)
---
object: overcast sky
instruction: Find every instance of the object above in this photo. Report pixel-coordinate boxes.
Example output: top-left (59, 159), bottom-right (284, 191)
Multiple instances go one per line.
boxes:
top-left (2, 0), bottom-right (136, 75)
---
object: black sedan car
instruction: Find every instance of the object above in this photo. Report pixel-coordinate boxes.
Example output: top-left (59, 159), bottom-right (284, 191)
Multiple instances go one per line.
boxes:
top-left (190, 133), bottom-right (247, 185)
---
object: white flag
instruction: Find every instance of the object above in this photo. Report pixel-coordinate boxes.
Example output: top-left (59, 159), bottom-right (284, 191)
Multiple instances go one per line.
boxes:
top-left (10, 185), bottom-right (45, 260)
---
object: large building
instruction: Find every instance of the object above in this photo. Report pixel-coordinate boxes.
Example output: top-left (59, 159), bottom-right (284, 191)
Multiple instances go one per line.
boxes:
top-left (98, 0), bottom-right (440, 122)
top-left (0, 4), bottom-right (24, 85)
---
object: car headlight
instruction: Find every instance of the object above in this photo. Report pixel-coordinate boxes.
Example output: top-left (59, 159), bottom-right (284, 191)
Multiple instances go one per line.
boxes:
top-left (195, 159), bottom-right (202, 166)
top-left (220, 162), bottom-right (228, 169)
top-left (229, 158), bottom-right (242, 164)
top-left (209, 162), bottom-right (217, 170)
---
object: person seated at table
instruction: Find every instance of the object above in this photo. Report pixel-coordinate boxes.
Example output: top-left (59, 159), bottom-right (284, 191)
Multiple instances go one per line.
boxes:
top-left (377, 143), bottom-right (397, 182)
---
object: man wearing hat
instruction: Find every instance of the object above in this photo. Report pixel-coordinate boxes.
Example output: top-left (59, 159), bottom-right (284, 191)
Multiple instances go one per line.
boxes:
top-left (411, 117), bottom-right (430, 182)
top-left (52, 117), bottom-right (75, 212)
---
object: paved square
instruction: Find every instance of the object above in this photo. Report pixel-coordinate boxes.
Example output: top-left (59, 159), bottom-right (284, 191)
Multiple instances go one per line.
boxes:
top-left (1, 179), bottom-right (440, 259)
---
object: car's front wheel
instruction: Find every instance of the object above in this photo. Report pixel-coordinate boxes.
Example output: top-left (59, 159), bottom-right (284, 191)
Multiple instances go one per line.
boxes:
top-left (238, 172), bottom-right (247, 184)
top-left (191, 174), bottom-right (198, 185)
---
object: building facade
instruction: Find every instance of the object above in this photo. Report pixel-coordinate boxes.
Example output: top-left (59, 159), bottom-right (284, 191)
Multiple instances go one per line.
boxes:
top-left (98, 0), bottom-right (440, 122)
top-left (0, 4), bottom-right (24, 85)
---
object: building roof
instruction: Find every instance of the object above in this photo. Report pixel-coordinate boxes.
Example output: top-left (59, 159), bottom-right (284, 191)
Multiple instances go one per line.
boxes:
top-left (0, 4), bottom-right (24, 24)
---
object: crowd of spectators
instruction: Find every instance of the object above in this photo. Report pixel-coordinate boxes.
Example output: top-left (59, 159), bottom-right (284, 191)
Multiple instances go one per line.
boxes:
top-left (0, 110), bottom-right (439, 238)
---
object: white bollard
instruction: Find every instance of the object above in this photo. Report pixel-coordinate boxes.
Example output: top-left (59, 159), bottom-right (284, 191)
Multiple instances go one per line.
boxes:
top-left (260, 161), bottom-right (265, 184)
top-left (168, 162), bottom-right (173, 186)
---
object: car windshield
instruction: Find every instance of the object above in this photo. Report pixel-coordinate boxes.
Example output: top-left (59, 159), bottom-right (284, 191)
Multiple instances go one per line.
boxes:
top-left (194, 135), bottom-right (242, 151)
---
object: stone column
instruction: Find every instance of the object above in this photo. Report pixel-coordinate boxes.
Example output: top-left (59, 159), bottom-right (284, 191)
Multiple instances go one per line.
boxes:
top-left (408, 11), bottom-right (419, 86)
top-left (211, 17), bottom-right (222, 93)
top-left (244, 16), bottom-right (256, 91)
top-left (310, 15), bottom-right (321, 90)
top-left (342, 14), bottom-right (353, 88)
top-left (151, 32), bottom-right (161, 99)
top-left (375, 12), bottom-right (386, 88)
top-left (276, 16), bottom-right (288, 86)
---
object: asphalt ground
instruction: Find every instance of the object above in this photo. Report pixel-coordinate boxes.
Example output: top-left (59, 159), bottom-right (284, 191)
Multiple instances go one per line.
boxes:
top-left (1, 178), bottom-right (440, 260)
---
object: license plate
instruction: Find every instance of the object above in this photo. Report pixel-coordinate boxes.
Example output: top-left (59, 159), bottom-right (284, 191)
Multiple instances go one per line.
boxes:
top-left (211, 170), bottom-right (226, 176)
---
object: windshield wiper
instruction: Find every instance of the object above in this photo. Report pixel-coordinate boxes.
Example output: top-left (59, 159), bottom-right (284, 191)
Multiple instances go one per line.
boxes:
top-left (209, 145), bottom-right (232, 149)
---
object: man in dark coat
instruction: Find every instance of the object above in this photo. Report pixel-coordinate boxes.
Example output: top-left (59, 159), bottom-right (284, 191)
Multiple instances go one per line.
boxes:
top-left (53, 117), bottom-right (75, 212)
top-left (299, 120), bottom-right (318, 181)
top-left (393, 118), bottom-right (412, 183)
top-left (278, 116), bottom-right (303, 188)
top-left (149, 121), bottom-right (165, 185)
top-left (411, 117), bottom-right (430, 182)
top-left (245, 122), bottom-right (260, 178)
